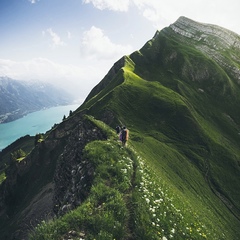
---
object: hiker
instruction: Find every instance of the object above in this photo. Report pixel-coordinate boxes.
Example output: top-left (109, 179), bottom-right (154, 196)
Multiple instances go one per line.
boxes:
top-left (115, 125), bottom-right (121, 135)
top-left (116, 125), bottom-right (122, 143)
top-left (121, 126), bottom-right (129, 147)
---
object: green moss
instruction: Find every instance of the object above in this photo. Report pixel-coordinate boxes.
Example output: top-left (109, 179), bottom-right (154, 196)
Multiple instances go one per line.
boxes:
top-left (0, 172), bottom-right (6, 184)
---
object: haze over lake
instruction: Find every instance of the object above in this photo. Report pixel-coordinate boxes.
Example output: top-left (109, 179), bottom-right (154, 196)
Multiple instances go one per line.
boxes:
top-left (0, 104), bottom-right (79, 150)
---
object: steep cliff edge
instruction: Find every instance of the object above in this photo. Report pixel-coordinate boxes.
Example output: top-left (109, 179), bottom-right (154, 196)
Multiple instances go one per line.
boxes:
top-left (0, 113), bottom-right (107, 239)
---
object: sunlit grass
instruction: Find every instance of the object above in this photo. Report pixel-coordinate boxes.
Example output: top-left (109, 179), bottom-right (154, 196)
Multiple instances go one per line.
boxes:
top-left (29, 133), bottom-right (228, 239)
top-left (0, 172), bottom-right (6, 184)
top-left (131, 152), bottom-right (212, 239)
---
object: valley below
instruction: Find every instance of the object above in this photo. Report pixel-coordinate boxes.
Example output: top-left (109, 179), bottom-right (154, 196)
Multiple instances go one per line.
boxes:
top-left (0, 104), bottom-right (79, 150)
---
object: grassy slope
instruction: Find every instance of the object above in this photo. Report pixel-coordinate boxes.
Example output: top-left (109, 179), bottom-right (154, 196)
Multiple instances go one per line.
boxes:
top-left (27, 62), bottom-right (240, 238)
top-left (0, 132), bottom-right (66, 239)
top-left (114, 64), bottom-right (240, 237)
top-left (0, 135), bottom-right (35, 187)
top-left (28, 27), bottom-right (240, 239)
top-left (82, 29), bottom-right (240, 229)
top-left (79, 32), bottom-right (240, 237)
top-left (29, 116), bottom-right (239, 239)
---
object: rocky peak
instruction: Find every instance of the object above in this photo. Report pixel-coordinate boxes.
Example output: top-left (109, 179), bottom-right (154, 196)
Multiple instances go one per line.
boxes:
top-left (167, 16), bottom-right (240, 81)
top-left (170, 16), bottom-right (240, 49)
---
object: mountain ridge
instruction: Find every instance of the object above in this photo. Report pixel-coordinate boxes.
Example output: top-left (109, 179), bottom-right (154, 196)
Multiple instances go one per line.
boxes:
top-left (79, 15), bottom-right (240, 235)
top-left (0, 16), bottom-right (240, 239)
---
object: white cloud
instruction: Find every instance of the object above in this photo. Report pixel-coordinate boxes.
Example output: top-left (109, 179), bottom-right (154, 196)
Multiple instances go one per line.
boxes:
top-left (131, 0), bottom-right (176, 29)
top-left (0, 58), bottom-right (103, 99)
top-left (80, 26), bottom-right (132, 60)
top-left (142, 8), bottom-right (159, 23)
top-left (137, 0), bottom-right (240, 34)
top-left (0, 58), bottom-right (76, 82)
top-left (28, 0), bottom-right (39, 4)
top-left (83, 0), bottom-right (240, 35)
top-left (81, 0), bottom-right (169, 30)
top-left (67, 31), bottom-right (72, 39)
top-left (44, 28), bottom-right (66, 48)
top-left (82, 0), bottom-right (130, 11)
top-left (0, 27), bottom-right (133, 100)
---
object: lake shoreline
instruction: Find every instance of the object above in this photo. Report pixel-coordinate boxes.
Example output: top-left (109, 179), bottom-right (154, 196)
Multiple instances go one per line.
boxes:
top-left (0, 104), bottom-right (79, 151)
top-left (0, 103), bottom-right (78, 124)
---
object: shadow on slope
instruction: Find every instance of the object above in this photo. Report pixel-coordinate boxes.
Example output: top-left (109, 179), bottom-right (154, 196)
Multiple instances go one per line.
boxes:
top-left (80, 56), bottom-right (240, 238)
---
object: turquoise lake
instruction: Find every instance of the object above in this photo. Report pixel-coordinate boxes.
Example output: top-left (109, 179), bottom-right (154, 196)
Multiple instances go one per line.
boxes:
top-left (0, 104), bottom-right (79, 150)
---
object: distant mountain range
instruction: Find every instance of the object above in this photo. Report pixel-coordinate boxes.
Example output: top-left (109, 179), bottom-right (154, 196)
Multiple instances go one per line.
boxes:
top-left (1, 17), bottom-right (240, 239)
top-left (0, 77), bottom-right (73, 123)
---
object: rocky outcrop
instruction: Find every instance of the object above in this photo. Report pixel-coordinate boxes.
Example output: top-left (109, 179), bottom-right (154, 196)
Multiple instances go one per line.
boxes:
top-left (53, 115), bottom-right (107, 216)
top-left (168, 16), bottom-right (240, 81)
top-left (0, 113), bottom-right (107, 239)
top-left (170, 16), bottom-right (240, 49)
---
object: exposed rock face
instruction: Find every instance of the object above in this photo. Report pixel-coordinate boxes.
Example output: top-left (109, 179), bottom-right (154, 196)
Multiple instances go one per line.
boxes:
top-left (53, 116), bottom-right (107, 216)
top-left (168, 16), bottom-right (240, 81)
top-left (170, 16), bottom-right (240, 48)
top-left (0, 113), bottom-right (107, 239)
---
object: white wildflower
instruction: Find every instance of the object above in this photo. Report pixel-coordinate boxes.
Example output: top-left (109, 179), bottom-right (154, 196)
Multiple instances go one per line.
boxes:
top-left (149, 207), bottom-right (155, 212)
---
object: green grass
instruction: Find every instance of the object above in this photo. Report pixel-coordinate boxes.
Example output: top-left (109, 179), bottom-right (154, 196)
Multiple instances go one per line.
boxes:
top-left (0, 135), bottom-right (35, 171)
top-left (74, 41), bottom-right (240, 238)
top-left (6, 21), bottom-right (240, 239)
top-left (29, 127), bottom-right (237, 239)
top-left (29, 138), bottom-right (133, 240)
top-left (28, 114), bottom-right (239, 239)
top-left (0, 134), bottom-right (66, 238)
top-left (131, 134), bottom-right (240, 239)
top-left (0, 171), bottom-right (6, 184)
top-left (74, 34), bottom-right (240, 237)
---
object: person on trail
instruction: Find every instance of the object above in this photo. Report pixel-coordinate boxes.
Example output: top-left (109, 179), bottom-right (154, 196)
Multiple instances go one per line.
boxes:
top-left (115, 125), bottom-right (121, 135)
top-left (121, 126), bottom-right (129, 147)
top-left (115, 125), bottom-right (122, 142)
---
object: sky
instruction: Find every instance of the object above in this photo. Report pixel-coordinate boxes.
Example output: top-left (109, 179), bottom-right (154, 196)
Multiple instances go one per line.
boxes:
top-left (0, 0), bottom-right (239, 101)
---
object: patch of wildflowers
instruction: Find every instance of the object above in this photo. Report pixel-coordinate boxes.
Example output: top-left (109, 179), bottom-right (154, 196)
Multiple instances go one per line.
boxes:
top-left (129, 150), bottom-right (211, 240)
